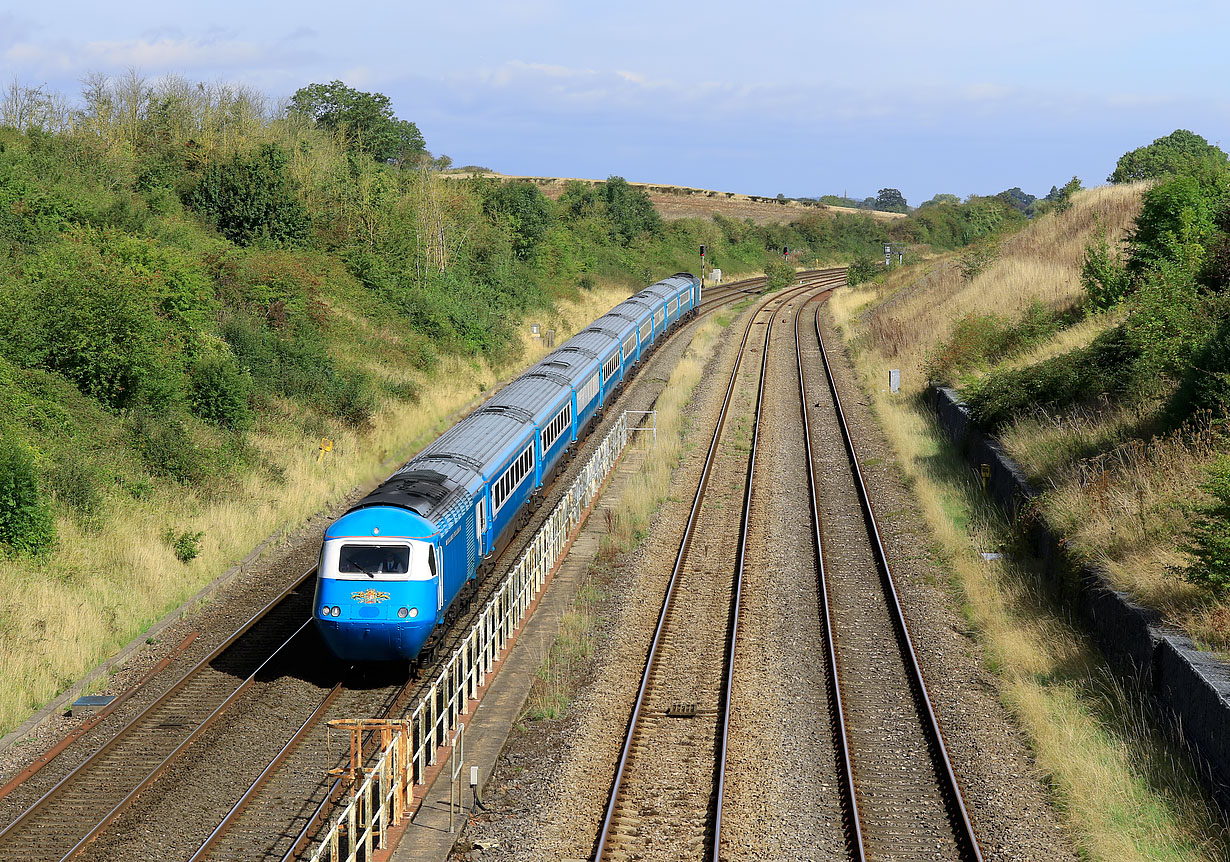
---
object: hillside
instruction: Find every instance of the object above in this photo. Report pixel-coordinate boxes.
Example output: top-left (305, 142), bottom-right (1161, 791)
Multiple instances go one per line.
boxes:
top-left (443, 171), bottom-right (908, 225)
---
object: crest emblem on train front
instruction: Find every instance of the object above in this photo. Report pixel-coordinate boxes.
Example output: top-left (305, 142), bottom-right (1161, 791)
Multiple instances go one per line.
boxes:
top-left (351, 589), bottom-right (391, 604)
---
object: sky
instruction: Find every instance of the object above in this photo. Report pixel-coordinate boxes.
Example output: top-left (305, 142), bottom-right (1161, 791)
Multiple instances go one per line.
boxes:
top-left (3, 0), bottom-right (1229, 204)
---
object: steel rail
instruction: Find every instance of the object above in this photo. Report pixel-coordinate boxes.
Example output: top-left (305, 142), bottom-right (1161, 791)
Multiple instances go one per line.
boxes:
top-left (710, 268), bottom-right (790, 859)
top-left (810, 300), bottom-right (984, 862)
top-left (272, 274), bottom-right (813, 862)
top-left (794, 292), bottom-right (866, 861)
top-left (57, 618), bottom-right (317, 860)
top-left (186, 681), bottom-right (347, 862)
top-left (0, 568), bottom-right (318, 851)
top-left (593, 275), bottom-right (842, 860)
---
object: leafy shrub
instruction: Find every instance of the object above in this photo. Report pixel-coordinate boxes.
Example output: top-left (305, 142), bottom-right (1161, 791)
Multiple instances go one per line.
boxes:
top-left (163, 527), bottom-right (204, 563)
top-left (0, 443), bottom-right (55, 555)
top-left (185, 144), bottom-right (309, 247)
top-left (846, 254), bottom-right (881, 285)
top-left (957, 240), bottom-right (1000, 281)
top-left (925, 303), bottom-right (1075, 382)
top-left (763, 258), bottom-right (795, 291)
top-left (1178, 457), bottom-right (1230, 593)
top-left (965, 326), bottom-right (1135, 430)
top-left (1126, 172), bottom-right (1223, 277)
top-left (128, 410), bottom-right (204, 484)
top-left (23, 237), bottom-right (168, 409)
top-left (1166, 316), bottom-right (1230, 428)
top-left (46, 460), bottom-right (106, 523)
top-left (1110, 129), bottom-right (1229, 184)
top-left (481, 180), bottom-right (553, 260)
top-left (1081, 223), bottom-right (1131, 309)
top-left (187, 353), bottom-right (252, 429)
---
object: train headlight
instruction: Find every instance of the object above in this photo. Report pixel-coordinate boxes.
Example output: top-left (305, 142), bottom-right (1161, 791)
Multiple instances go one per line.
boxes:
top-left (330, 606), bottom-right (341, 617)
top-left (408, 607), bottom-right (419, 618)
top-left (320, 605), bottom-right (330, 617)
top-left (397, 607), bottom-right (409, 619)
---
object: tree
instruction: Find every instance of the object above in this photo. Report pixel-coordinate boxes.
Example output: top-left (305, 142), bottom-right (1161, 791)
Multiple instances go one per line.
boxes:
top-left (1110, 130), bottom-right (1228, 184)
top-left (996, 187), bottom-right (1037, 215)
top-left (186, 143), bottom-right (309, 246)
top-left (920, 193), bottom-right (960, 208)
top-left (875, 188), bottom-right (908, 213)
top-left (601, 176), bottom-right (662, 246)
top-left (289, 81), bottom-right (425, 164)
top-left (481, 180), bottom-right (553, 259)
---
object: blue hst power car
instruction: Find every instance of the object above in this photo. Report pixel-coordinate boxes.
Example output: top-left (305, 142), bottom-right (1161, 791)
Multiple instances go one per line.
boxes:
top-left (314, 274), bottom-right (700, 663)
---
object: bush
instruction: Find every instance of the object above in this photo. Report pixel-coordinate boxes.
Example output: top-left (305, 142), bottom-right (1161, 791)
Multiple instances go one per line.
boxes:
top-left (0, 443), bottom-right (55, 555)
top-left (763, 259), bottom-right (795, 291)
top-left (187, 353), bottom-right (252, 429)
top-left (1166, 316), bottom-right (1230, 428)
top-left (847, 255), bottom-right (881, 285)
top-left (965, 326), bottom-right (1135, 430)
top-left (185, 144), bottom-right (309, 247)
top-left (128, 410), bottom-right (205, 484)
top-left (1178, 457), bottom-right (1230, 593)
top-left (163, 527), bottom-right (204, 563)
top-left (925, 303), bottom-right (1074, 382)
top-left (1081, 224), bottom-right (1131, 309)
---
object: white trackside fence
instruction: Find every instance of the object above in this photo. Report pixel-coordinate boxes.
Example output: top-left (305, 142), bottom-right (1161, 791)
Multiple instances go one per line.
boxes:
top-left (308, 412), bottom-right (630, 862)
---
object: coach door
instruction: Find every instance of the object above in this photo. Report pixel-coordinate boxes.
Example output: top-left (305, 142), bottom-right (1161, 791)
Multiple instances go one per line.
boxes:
top-left (476, 498), bottom-right (487, 555)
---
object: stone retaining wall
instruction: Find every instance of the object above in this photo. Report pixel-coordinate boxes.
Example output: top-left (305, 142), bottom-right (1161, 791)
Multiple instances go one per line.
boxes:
top-left (926, 385), bottom-right (1230, 811)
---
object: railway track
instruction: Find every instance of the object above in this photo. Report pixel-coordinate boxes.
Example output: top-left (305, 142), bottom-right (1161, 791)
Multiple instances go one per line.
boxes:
top-left (593, 272), bottom-right (846, 861)
top-left (0, 268), bottom-right (840, 862)
top-left (796, 294), bottom-right (982, 861)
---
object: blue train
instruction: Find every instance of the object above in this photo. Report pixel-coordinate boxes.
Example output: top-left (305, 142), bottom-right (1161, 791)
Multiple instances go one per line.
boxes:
top-left (314, 274), bottom-right (701, 663)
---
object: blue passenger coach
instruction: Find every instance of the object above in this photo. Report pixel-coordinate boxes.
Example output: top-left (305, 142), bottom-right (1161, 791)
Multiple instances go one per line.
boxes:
top-left (313, 273), bottom-right (701, 663)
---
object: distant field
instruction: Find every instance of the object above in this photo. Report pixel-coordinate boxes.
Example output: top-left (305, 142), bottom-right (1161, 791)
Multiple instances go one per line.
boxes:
top-left (443, 171), bottom-right (908, 225)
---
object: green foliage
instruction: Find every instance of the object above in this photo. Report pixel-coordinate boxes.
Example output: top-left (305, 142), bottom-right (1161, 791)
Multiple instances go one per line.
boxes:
top-left (957, 240), bottom-right (1000, 281)
top-left (163, 527), bottom-right (204, 563)
top-left (1166, 315), bottom-right (1230, 427)
top-left (480, 180), bottom-right (553, 259)
top-left (763, 258), bottom-right (795, 291)
top-left (0, 441), bottom-right (55, 555)
top-left (846, 254), bottom-right (882, 285)
top-left (1124, 258), bottom-right (1218, 379)
top-left (186, 144), bottom-right (308, 246)
top-left (600, 176), bottom-right (662, 246)
top-left (921, 193), bottom-right (961, 208)
top-left (996, 187), bottom-right (1037, 216)
top-left (925, 302), bottom-right (1077, 382)
top-left (1178, 457), bottom-right (1230, 593)
top-left (187, 353), bottom-right (252, 429)
top-left (1081, 222), bottom-right (1131, 309)
top-left (20, 236), bottom-right (170, 410)
top-left (1109, 130), bottom-right (1229, 184)
top-left (965, 326), bottom-right (1136, 430)
top-left (1126, 171), bottom-right (1225, 276)
top-left (875, 188), bottom-right (908, 213)
top-left (220, 315), bottom-right (375, 425)
top-left (128, 410), bottom-right (205, 484)
top-left (289, 81), bottom-right (425, 164)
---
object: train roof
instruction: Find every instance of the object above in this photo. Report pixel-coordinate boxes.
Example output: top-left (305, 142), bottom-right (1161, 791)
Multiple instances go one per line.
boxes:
top-left (532, 348), bottom-right (599, 387)
top-left (611, 296), bottom-right (655, 322)
top-left (562, 329), bottom-right (620, 359)
top-left (484, 374), bottom-right (571, 424)
top-left (351, 456), bottom-right (477, 527)
top-left (590, 313), bottom-right (638, 340)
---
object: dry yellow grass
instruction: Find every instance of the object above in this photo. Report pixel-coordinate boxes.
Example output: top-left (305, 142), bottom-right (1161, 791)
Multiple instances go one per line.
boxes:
top-left (829, 294), bottom-right (1229, 862)
top-left (855, 184), bottom-right (1147, 394)
top-left (0, 283), bottom-right (632, 736)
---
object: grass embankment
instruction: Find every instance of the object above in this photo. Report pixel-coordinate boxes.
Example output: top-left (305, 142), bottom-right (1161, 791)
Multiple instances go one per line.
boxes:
top-left (854, 178), bottom-right (1230, 651)
top-left (522, 316), bottom-right (726, 721)
top-left (0, 285), bottom-right (628, 738)
top-left (828, 183), bottom-right (1230, 860)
